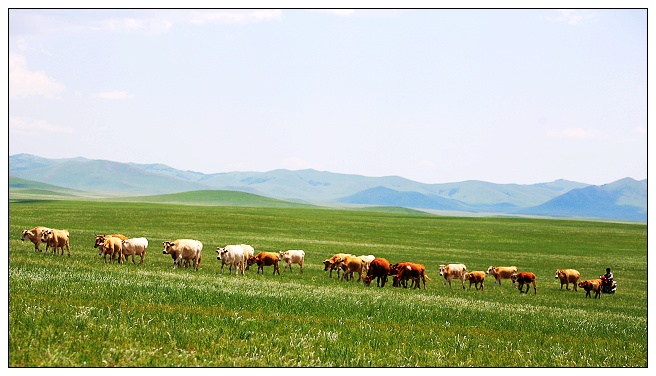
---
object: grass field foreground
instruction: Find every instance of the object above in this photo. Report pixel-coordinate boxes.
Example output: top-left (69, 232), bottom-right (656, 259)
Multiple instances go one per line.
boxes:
top-left (8, 200), bottom-right (647, 367)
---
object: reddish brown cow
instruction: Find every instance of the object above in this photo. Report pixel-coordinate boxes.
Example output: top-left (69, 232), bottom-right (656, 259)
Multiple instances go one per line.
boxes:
top-left (464, 271), bottom-right (486, 291)
top-left (248, 252), bottom-right (280, 275)
top-left (511, 272), bottom-right (537, 294)
top-left (579, 279), bottom-right (602, 299)
top-left (390, 262), bottom-right (430, 289)
top-left (363, 258), bottom-right (391, 287)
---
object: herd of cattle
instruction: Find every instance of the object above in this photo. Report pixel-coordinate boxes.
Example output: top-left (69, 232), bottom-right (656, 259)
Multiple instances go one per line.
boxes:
top-left (20, 226), bottom-right (607, 298)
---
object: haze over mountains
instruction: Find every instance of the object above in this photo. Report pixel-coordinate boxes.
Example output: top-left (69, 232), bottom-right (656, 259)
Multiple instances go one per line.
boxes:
top-left (9, 154), bottom-right (647, 222)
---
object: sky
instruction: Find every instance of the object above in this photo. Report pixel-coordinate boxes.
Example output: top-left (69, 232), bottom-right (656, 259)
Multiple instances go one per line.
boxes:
top-left (7, 6), bottom-right (648, 185)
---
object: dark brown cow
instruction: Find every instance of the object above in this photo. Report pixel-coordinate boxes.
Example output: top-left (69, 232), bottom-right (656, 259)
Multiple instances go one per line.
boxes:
top-left (464, 271), bottom-right (486, 291)
top-left (579, 279), bottom-right (602, 299)
top-left (363, 258), bottom-right (391, 287)
top-left (511, 272), bottom-right (537, 294)
top-left (248, 252), bottom-right (280, 275)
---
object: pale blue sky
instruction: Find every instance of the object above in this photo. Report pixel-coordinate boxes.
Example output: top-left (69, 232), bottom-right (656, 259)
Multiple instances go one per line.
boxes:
top-left (8, 8), bottom-right (647, 185)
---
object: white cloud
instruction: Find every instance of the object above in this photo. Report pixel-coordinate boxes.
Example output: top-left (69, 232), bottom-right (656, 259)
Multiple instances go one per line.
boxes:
top-left (548, 10), bottom-right (595, 25)
top-left (9, 116), bottom-right (74, 136)
top-left (189, 10), bottom-right (282, 25)
top-left (9, 53), bottom-right (66, 99)
top-left (93, 91), bottom-right (135, 100)
top-left (547, 128), bottom-right (600, 139)
top-left (314, 10), bottom-right (356, 17)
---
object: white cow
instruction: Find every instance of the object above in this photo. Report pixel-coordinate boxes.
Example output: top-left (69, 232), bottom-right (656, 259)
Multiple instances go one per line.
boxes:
top-left (358, 254), bottom-right (375, 274)
top-left (121, 237), bottom-right (148, 264)
top-left (216, 245), bottom-right (246, 275)
top-left (162, 239), bottom-right (203, 270)
top-left (279, 250), bottom-right (305, 274)
top-left (439, 263), bottom-right (467, 289)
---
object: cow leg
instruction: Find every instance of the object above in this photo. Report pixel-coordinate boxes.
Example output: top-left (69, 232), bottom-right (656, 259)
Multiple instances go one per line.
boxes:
top-left (532, 282), bottom-right (537, 294)
top-left (300, 262), bottom-right (303, 274)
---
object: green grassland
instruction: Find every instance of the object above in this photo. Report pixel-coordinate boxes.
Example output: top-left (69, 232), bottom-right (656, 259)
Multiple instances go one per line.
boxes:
top-left (8, 197), bottom-right (647, 367)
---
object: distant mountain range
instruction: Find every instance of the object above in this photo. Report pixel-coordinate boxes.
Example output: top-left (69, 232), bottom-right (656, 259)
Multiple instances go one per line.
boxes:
top-left (9, 154), bottom-right (647, 221)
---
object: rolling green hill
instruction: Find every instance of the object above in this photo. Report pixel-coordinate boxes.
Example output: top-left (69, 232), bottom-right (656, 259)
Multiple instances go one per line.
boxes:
top-left (112, 190), bottom-right (317, 208)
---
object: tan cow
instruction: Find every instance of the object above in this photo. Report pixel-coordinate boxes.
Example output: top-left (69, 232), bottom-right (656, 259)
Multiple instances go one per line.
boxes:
top-left (99, 236), bottom-right (122, 263)
top-left (340, 255), bottom-right (364, 282)
top-left (162, 239), bottom-right (203, 271)
top-left (579, 279), bottom-right (602, 299)
top-left (21, 226), bottom-right (50, 252)
top-left (40, 228), bottom-right (70, 256)
top-left (464, 271), bottom-right (486, 291)
top-left (486, 266), bottom-right (518, 287)
top-left (323, 253), bottom-right (354, 278)
top-left (94, 234), bottom-right (128, 250)
top-left (439, 263), bottom-right (467, 289)
top-left (555, 269), bottom-right (581, 291)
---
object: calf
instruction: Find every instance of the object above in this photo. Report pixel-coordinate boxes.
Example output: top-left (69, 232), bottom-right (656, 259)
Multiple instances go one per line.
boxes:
top-left (121, 237), bottom-right (148, 265)
top-left (511, 272), bottom-right (537, 294)
top-left (248, 252), bottom-right (280, 275)
top-left (21, 226), bottom-right (50, 252)
top-left (555, 269), bottom-right (581, 291)
top-left (486, 265), bottom-right (518, 287)
top-left (363, 258), bottom-right (391, 287)
top-left (323, 253), bottom-right (354, 278)
top-left (439, 263), bottom-right (467, 289)
top-left (41, 228), bottom-right (70, 256)
top-left (464, 271), bottom-right (486, 291)
top-left (162, 239), bottom-right (203, 271)
top-left (579, 279), bottom-right (602, 299)
top-left (279, 250), bottom-right (305, 274)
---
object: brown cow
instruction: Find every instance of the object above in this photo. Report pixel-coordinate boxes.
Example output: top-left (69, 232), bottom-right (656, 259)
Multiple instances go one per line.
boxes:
top-left (21, 226), bottom-right (50, 252)
top-left (511, 272), bottom-right (537, 294)
top-left (555, 269), bottom-right (581, 291)
top-left (340, 255), bottom-right (364, 281)
top-left (439, 263), bottom-right (467, 289)
top-left (464, 271), bottom-right (486, 291)
top-left (391, 262), bottom-right (430, 289)
top-left (99, 236), bottom-right (122, 263)
top-left (94, 234), bottom-right (128, 249)
top-left (579, 279), bottom-right (602, 299)
top-left (486, 265), bottom-right (518, 287)
top-left (40, 228), bottom-right (70, 256)
top-left (248, 252), bottom-right (280, 275)
top-left (323, 253), bottom-right (354, 278)
top-left (363, 258), bottom-right (391, 287)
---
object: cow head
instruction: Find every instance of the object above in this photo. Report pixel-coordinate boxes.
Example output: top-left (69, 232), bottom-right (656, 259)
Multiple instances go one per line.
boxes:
top-left (510, 273), bottom-right (519, 283)
top-left (162, 241), bottom-right (174, 255)
top-left (94, 235), bottom-right (106, 248)
top-left (216, 247), bottom-right (226, 260)
top-left (40, 229), bottom-right (52, 242)
top-left (21, 230), bottom-right (29, 241)
top-left (555, 270), bottom-right (565, 279)
top-left (439, 264), bottom-right (447, 276)
top-left (323, 259), bottom-right (332, 271)
top-left (362, 275), bottom-right (373, 287)
top-left (486, 266), bottom-right (495, 275)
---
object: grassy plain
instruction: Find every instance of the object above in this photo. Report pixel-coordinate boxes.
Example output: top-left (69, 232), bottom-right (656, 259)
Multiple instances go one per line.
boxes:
top-left (8, 198), bottom-right (647, 367)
